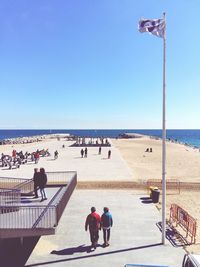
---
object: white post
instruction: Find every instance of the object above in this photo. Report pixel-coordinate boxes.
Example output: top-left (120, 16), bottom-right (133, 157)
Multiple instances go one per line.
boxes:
top-left (162, 12), bottom-right (166, 245)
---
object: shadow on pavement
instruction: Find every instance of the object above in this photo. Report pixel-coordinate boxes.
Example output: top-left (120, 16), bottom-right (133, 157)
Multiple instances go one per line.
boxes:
top-left (156, 221), bottom-right (189, 247)
top-left (140, 197), bottom-right (153, 204)
top-left (26, 242), bottom-right (162, 267)
top-left (51, 244), bottom-right (94, 255)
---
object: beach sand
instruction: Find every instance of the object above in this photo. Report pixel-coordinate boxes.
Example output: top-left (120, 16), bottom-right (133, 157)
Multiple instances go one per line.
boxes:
top-left (112, 136), bottom-right (200, 253)
top-left (112, 136), bottom-right (200, 182)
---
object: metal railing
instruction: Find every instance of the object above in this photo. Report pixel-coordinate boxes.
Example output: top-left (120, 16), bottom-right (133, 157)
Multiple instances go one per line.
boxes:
top-left (169, 203), bottom-right (197, 244)
top-left (15, 179), bottom-right (34, 195)
top-left (0, 188), bottom-right (21, 206)
top-left (56, 173), bottom-right (77, 224)
top-left (0, 171), bottom-right (77, 230)
top-left (46, 171), bottom-right (77, 185)
top-left (32, 172), bottom-right (77, 228)
top-left (147, 179), bottom-right (180, 194)
top-left (0, 177), bottom-right (28, 189)
top-left (0, 171), bottom-right (76, 195)
top-left (0, 205), bottom-right (56, 228)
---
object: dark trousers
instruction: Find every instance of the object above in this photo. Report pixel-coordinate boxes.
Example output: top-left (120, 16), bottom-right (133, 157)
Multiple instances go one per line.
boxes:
top-left (34, 184), bottom-right (38, 197)
top-left (103, 228), bottom-right (110, 243)
top-left (89, 229), bottom-right (99, 245)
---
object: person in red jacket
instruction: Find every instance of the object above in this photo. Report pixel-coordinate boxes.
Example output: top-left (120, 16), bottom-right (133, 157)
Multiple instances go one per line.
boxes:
top-left (85, 207), bottom-right (101, 249)
top-left (34, 150), bottom-right (40, 164)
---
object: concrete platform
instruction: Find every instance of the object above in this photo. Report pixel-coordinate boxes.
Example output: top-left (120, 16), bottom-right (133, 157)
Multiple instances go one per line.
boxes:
top-left (26, 190), bottom-right (185, 267)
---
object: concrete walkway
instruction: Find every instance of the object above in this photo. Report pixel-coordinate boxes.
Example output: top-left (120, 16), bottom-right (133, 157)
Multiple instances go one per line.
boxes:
top-left (1, 140), bottom-right (133, 181)
top-left (26, 190), bottom-right (185, 267)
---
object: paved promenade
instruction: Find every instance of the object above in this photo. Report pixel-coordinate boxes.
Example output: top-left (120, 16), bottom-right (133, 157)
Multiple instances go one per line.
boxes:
top-left (1, 139), bottom-right (186, 266)
top-left (1, 140), bottom-right (133, 181)
top-left (26, 190), bottom-right (185, 267)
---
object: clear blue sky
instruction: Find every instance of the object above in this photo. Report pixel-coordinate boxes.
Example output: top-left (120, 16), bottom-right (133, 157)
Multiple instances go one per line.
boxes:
top-left (1, 0), bottom-right (200, 129)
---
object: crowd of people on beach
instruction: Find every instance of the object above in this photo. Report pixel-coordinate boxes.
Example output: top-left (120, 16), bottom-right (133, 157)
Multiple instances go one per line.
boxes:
top-left (73, 137), bottom-right (111, 147)
top-left (0, 148), bottom-right (50, 170)
top-left (0, 142), bottom-right (112, 171)
top-left (85, 206), bottom-right (113, 249)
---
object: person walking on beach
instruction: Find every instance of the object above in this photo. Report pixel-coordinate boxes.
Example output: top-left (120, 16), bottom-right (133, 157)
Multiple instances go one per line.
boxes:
top-left (101, 207), bottom-right (113, 247)
top-left (98, 146), bottom-right (102, 155)
top-left (81, 149), bottom-right (84, 158)
top-left (34, 150), bottom-right (40, 164)
top-left (33, 168), bottom-right (40, 198)
top-left (54, 150), bottom-right (58, 160)
top-left (38, 168), bottom-right (47, 202)
top-left (85, 207), bottom-right (101, 249)
top-left (108, 150), bottom-right (111, 159)
top-left (84, 147), bottom-right (88, 158)
top-left (12, 149), bottom-right (16, 159)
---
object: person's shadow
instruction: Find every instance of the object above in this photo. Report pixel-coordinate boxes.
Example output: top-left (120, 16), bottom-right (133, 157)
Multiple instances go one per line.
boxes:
top-left (51, 244), bottom-right (96, 255)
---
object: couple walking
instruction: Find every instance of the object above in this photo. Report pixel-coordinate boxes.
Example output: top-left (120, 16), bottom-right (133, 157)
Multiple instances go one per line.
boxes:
top-left (85, 206), bottom-right (113, 249)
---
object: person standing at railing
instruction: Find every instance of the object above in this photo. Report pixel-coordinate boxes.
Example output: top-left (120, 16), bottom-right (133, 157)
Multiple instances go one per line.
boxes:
top-left (33, 168), bottom-right (40, 198)
top-left (38, 168), bottom-right (47, 202)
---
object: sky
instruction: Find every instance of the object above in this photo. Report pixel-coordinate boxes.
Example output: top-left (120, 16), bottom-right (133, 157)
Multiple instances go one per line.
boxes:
top-left (0, 0), bottom-right (200, 129)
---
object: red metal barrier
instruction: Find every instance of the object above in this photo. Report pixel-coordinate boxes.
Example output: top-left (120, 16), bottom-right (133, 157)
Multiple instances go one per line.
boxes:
top-left (169, 204), bottom-right (197, 244)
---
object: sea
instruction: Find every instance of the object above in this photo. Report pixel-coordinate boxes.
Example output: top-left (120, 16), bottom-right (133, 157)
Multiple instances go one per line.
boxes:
top-left (1, 129), bottom-right (200, 148)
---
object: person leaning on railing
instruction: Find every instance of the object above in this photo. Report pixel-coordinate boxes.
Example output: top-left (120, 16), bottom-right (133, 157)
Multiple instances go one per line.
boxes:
top-left (33, 168), bottom-right (40, 198)
top-left (38, 168), bottom-right (48, 202)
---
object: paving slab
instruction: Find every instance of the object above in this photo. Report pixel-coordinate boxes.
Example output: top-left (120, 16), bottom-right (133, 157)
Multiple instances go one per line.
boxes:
top-left (26, 190), bottom-right (185, 267)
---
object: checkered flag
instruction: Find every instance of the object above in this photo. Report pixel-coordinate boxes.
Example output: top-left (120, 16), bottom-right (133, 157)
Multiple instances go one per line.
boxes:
top-left (138, 18), bottom-right (165, 38)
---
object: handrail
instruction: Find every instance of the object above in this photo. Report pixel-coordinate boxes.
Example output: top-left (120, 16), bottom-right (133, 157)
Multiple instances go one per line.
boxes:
top-left (14, 179), bottom-right (34, 194)
top-left (0, 176), bottom-right (28, 181)
top-left (0, 171), bottom-right (77, 231)
top-left (31, 186), bottom-right (64, 228)
top-left (0, 205), bottom-right (56, 228)
top-left (0, 188), bottom-right (21, 206)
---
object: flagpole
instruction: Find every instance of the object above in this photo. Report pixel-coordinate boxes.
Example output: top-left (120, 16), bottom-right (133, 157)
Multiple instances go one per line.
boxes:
top-left (162, 12), bottom-right (166, 245)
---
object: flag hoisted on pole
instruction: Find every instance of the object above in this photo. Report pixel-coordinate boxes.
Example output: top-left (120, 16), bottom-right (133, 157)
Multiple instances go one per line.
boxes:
top-left (138, 17), bottom-right (165, 38)
top-left (138, 13), bottom-right (166, 245)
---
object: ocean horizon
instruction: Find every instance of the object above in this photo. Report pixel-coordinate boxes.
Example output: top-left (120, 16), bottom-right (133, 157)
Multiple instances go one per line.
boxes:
top-left (1, 129), bottom-right (200, 148)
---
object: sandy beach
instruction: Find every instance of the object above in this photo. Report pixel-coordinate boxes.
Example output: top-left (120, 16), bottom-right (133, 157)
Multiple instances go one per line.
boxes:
top-left (112, 135), bottom-right (200, 182)
top-left (112, 136), bottom-right (200, 253)
top-left (1, 134), bottom-right (200, 254)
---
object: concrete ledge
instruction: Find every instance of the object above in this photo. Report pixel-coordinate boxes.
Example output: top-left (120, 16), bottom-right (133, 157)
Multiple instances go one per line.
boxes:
top-left (0, 228), bottom-right (55, 239)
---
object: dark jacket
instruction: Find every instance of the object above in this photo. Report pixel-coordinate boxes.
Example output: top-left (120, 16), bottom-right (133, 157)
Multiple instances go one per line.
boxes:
top-left (38, 173), bottom-right (47, 188)
top-left (33, 172), bottom-right (40, 186)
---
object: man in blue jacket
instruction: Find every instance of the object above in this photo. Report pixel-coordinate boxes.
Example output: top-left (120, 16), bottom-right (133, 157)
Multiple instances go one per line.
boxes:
top-left (101, 207), bottom-right (113, 247)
